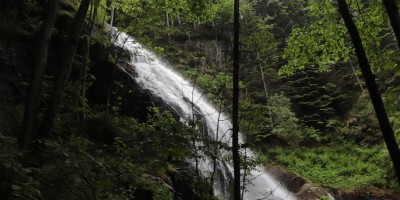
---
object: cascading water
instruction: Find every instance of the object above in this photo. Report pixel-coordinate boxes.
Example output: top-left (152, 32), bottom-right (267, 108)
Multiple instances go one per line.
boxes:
top-left (113, 30), bottom-right (296, 200)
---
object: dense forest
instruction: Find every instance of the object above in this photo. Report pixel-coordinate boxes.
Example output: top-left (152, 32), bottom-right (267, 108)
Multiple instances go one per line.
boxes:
top-left (1, 0), bottom-right (400, 199)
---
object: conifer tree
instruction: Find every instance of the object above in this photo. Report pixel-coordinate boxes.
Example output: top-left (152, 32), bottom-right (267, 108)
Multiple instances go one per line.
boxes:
top-left (284, 66), bottom-right (347, 129)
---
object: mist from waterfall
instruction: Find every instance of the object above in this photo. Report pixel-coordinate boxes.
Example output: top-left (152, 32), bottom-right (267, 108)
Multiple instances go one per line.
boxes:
top-left (113, 30), bottom-right (296, 200)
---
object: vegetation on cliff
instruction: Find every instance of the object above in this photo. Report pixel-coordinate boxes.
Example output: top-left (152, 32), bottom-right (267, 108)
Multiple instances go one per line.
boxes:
top-left (1, 0), bottom-right (400, 199)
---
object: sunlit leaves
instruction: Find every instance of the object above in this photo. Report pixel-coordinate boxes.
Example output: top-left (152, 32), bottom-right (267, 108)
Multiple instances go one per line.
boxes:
top-left (280, 0), bottom-right (398, 76)
top-left (280, 0), bottom-right (350, 75)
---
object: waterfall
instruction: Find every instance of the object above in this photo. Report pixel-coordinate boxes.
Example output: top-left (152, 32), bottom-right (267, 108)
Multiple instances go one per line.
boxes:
top-left (113, 30), bottom-right (296, 200)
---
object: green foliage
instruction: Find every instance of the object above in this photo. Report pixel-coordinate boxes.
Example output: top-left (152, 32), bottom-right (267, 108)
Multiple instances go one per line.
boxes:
top-left (0, 105), bottom-right (204, 199)
top-left (241, 20), bottom-right (280, 102)
top-left (240, 99), bottom-right (272, 142)
top-left (244, 22), bottom-right (277, 62)
top-left (113, 0), bottom-right (221, 47)
top-left (383, 84), bottom-right (400, 141)
top-left (301, 126), bottom-right (325, 144)
top-left (269, 93), bottom-right (302, 143)
top-left (264, 142), bottom-right (393, 189)
top-left (212, 0), bottom-right (234, 28)
top-left (241, 93), bottom-right (328, 146)
top-left (3, 0), bottom-right (400, 196)
top-left (280, 0), bottom-right (350, 75)
top-left (0, 0), bottom-right (41, 38)
top-left (239, 147), bottom-right (262, 193)
top-left (0, 134), bottom-right (131, 199)
top-left (319, 195), bottom-right (331, 200)
top-left (141, 107), bottom-right (195, 168)
top-left (0, 135), bottom-right (42, 200)
top-left (280, 0), bottom-right (400, 76)
top-left (185, 0), bottom-right (217, 24)
top-left (183, 69), bottom-right (245, 110)
top-left (252, 0), bottom-right (309, 40)
top-left (113, 0), bottom-right (167, 46)
top-left (284, 66), bottom-right (349, 129)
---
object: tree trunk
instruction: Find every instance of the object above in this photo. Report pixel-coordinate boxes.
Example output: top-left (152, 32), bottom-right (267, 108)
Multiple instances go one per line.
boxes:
top-left (104, 72), bottom-right (114, 121)
top-left (258, 62), bottom-right (273, 128)
top-left (338, 0), bottom-right (400, 187)
top-left (209, 88), bottom-right (225, 198)
top-left (165, 12), bottom-right (169, 27)
top-left (177, 13), bottom-right (182, 26)
top-left (78, 36), bottom-right (89, 121)
top-left (109, 7), bottom-right (115, 38)
top-left (19, 0), bottom-right (59, 149)
top-left (101, 6), bottom-right (106, 27)
top-left (382, 0), bottom-right (400, 49)
top-left (349, 60), bottom-right (364, 92)
top-left (103, 36), bottom-right (129, 121)
top-left (78, 1), bottom-right (97, 122)
top-left (40, 0), bottom-right (90, 137)
top-left (232, 0), bottom-right (241, 199)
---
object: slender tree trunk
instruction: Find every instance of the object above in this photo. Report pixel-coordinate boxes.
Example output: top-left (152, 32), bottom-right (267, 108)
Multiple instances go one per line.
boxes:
top-left (79, 1), bottom-right (97, 122)
top-left (210, 84), bottom-right (226, 198)
top-left (78, 36), bottom-right (89, 121)
top-left (103, 36), bottom-right (128, 121)
top-left (20, 0), bottom-right (59, 149)
top-left (241, 125), bottom-right (251, 200)
top-left (81, 1), bottom-right (97, 121)
top-left (76, 2), bottom-right (93, 121)
top-left (101, 6), bottom-right (106, 27)
top-left (80, 3), bottom-right (92, 118)
top-left (338, 0), bottom-right (400, 187)
top-left (165, 12), bottom-right (169, 27)
top-left (382, 0), bottom-right (400, 49)
top-left (349, 60), bottom-right (364, 92)
top-left (188, 77), bottom-right (202, 196)
top-left (258, 61), bottom-right (273, 128)
top-left (232, 0), bottom-right (241, 199)
top-left (104, 69), bottom-right (114, 121)
top-left (109, 7), bottom-right (115, 38)
top-left (177, 13), bottom-right (181, 26)
top-left (40, 0), bottom-right (90, 137)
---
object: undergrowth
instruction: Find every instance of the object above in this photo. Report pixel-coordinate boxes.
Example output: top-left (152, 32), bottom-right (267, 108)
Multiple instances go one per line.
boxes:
top-left (263, 142), bottom-right (397, 190)
top-left (0, 104), bottom-right (212, 200)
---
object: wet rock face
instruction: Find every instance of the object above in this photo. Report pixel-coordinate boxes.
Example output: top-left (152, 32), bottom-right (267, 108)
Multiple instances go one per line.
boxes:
top-left (167, 167), bottom-right (196, 200)
top-left (265, 165), bottom-right (306, 193)
top-left (296, 184), bottom-right (328, 200)
top-left (265, 165), bottom-right (331, 199)
top-left (287, 177), bottom-right (307, 193)
top-left (87, 59), bottom-right (181, 122)
top-left (332, 189), bottom-right (365, 200)
top-left (86, 60), bottom-right (148, 121)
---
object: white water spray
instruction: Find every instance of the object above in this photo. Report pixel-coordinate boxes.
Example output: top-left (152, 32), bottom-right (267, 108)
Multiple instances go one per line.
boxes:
top-left (113, 30), bottom-right (296, 200)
